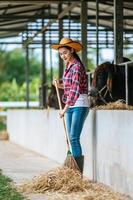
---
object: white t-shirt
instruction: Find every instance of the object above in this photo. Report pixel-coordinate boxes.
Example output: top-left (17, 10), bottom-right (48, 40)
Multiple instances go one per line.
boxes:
top-left (70, 94), bottom-right (90, 108)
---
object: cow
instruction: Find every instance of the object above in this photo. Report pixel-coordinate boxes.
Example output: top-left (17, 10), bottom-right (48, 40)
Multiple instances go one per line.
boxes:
top-left (90, 60), bottom-right (133, 106)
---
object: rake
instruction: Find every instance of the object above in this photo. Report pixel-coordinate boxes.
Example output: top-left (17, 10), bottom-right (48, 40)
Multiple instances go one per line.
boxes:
top-left (54, 80), bottom-right (79, 171)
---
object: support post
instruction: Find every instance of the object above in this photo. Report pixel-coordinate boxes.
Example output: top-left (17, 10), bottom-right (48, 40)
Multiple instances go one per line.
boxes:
top-left (25, 31), bottom-right (30, 108)
top-left (96, 0), bottom-right (99, 67)
top-left (114, 0), bottom-right (123, 64)
top-left (40, 18), bottom-right (47, 108)
top-left (58, 3), bottom-right (64, 79)
top-left (81, 0), bottom-right (88, 68)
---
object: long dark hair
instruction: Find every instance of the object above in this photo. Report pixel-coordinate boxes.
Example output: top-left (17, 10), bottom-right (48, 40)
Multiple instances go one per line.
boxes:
top-left (59, 46), bottom-right (84, 67)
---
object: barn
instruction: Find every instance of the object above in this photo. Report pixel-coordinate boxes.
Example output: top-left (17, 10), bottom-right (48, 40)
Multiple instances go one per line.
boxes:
top-left (0, 0), bottom-right (133, 199)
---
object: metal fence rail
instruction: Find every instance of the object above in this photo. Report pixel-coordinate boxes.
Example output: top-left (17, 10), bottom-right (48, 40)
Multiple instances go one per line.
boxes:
top-left (0, 101), bottom-right (39, 116)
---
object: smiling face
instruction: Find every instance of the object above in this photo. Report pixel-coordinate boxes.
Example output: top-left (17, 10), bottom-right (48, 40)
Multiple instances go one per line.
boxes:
top-left (58, 47), bottom-right (74, 65)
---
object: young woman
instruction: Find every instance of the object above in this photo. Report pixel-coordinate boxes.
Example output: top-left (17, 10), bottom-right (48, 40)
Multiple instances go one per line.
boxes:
top-left (51, 38), bottom-right (89, 173)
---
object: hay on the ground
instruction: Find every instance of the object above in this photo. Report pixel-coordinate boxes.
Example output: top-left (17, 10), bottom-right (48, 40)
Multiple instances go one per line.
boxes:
top-left (17, 167), bottom-right (89, 194)
top-left (17, 167), bottom-right (129, 200)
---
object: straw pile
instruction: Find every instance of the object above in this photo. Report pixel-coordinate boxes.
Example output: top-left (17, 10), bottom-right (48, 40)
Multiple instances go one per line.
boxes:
top-left (17, 167), bottom-right (129, 200)
top-left (17, 167), bottom-right (89, 194)
top-left (94, 100), bottom-right (133, 110)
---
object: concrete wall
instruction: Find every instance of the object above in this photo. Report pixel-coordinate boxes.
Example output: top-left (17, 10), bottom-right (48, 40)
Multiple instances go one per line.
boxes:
top-left (7, 109), bottom-right (133, 198)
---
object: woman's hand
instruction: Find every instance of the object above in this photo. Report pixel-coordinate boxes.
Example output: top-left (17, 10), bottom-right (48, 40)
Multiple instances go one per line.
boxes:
top-left (53, 79), bottom-right (64, 89)
top-left (59, 104), bottom-right (69, 118)
top-left (59, 109), bottom-right (65, 118)
top-left (52, 79), bottom-right (58, 87)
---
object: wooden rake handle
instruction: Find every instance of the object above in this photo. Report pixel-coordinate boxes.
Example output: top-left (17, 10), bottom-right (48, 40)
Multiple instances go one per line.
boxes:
top-left (54, 80), bottom-right (70, 151)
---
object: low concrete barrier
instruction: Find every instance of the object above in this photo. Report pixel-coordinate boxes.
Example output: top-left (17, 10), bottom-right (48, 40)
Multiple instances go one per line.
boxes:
top-left (7, 109), bottom-right (133, 198)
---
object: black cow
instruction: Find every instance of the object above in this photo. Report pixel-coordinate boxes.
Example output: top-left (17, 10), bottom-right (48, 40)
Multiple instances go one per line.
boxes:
top-left (90, 60), bottom-right (133, 106)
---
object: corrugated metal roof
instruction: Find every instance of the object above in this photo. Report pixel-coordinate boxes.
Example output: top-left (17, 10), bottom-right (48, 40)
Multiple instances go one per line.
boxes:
top-left (0, 0), bottom-right (132, 41)
top-left (0, 2), bottom-right (49, 38)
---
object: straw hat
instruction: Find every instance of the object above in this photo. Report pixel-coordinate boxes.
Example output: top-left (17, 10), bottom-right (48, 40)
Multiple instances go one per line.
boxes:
top-left (51, 38), bottom-right (82, 52)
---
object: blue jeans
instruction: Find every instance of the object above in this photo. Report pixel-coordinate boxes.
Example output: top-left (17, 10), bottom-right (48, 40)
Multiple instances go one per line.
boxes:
top-left (65, 107), bottom-right (89, 157)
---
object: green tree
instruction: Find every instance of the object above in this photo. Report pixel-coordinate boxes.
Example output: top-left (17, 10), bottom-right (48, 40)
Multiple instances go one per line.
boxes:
top-left (0, 47), bottom-right (42, 101)
top-left (0, 48), bottom-right (41, 85)
top-left (0, 78), bottom-right (40, 101)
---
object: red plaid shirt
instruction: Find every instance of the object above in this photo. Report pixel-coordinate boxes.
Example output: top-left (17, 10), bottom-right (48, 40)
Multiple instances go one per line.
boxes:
top-left (62, 59), bottom-right (88, 106)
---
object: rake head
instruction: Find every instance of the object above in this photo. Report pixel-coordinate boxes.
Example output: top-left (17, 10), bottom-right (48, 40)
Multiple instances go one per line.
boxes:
top-left (63, 154), bottom-right (80, 172)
